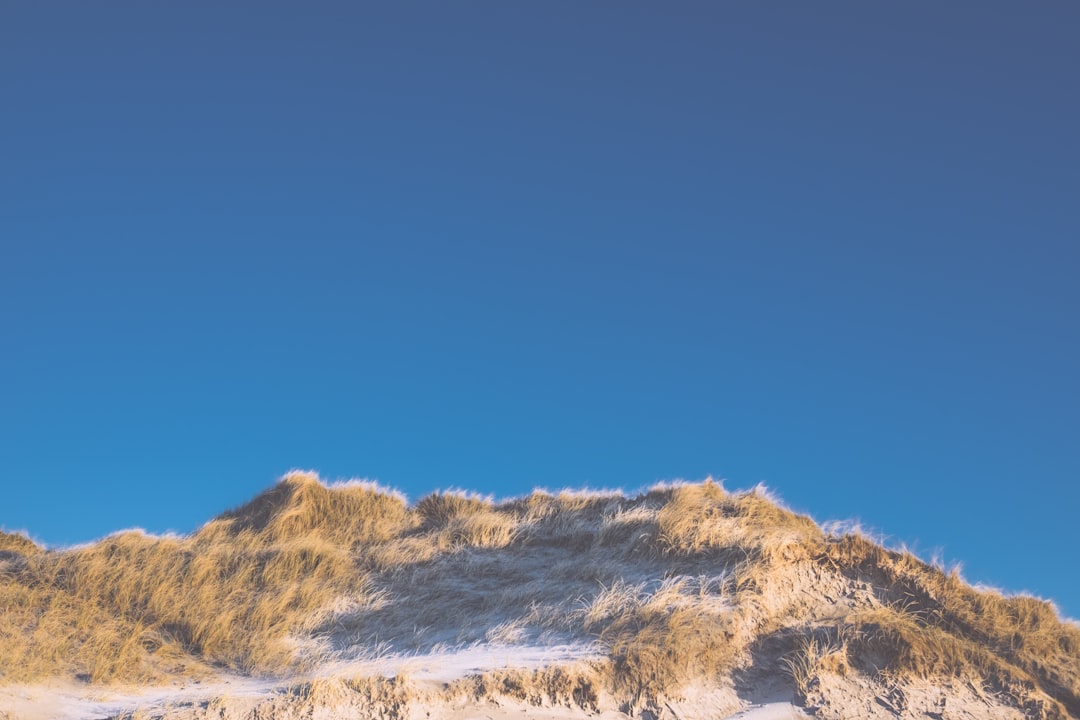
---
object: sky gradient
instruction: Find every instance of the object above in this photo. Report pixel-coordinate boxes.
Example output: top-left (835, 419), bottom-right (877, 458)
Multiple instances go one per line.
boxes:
top-left (2, 4), bottom-right (1079, 617)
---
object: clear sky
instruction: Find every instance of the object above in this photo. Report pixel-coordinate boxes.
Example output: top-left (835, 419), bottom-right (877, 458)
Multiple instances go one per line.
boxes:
top-left (2, 4), bottom-right (1078, 617)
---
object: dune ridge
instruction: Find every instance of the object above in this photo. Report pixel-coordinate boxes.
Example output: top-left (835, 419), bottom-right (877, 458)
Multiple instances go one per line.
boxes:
top-left (1, 473), bottom-right (1077, 720)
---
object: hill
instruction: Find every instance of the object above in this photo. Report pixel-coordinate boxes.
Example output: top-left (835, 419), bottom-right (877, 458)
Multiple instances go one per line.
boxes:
top-left (1, 473), bottom-right (1077, 720)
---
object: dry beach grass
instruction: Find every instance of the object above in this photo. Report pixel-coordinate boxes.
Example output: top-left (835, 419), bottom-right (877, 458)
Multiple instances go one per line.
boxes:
top-left (1, 473), bottom-right (1077, 719)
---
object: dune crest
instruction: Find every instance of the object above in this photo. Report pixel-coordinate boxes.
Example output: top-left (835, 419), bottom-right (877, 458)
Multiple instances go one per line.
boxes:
top-left (1, 473), bottom-right (1077, 719)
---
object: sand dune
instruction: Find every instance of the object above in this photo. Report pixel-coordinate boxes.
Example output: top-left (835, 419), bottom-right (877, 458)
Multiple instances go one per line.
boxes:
top-left (1, 474), bottom-right (1077, 719)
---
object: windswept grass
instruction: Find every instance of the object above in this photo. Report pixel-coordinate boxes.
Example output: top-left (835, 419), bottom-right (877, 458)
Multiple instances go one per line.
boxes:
top-left (451, 663), bottom-right (604, 712)
top-left (414, 490), bottom-right (518, 550)
top-left (1, 473), bottom-right (1077, 719)
top-left (197, 473), bottom-right (414, 547)
top-left (655, 480), bottom-right (823, 562)
top-left (0, 532), bottom-right (39, 556)
top-left (820, 534), bottom-right (1080, 717)
top-left (0, 474), bottom-right (380, 682)
top-left (783, 630), bottom-right (850, 701)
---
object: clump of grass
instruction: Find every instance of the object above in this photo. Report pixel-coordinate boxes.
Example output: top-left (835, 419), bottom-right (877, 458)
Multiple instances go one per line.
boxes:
top-left (782, 630), bottom-right (850, 701)
top-left (198, 471), bottom-right (415, 548)
top-left (0, 531), bottom-right (40, 556)
top-left (297, 674), bottom-right (414, 718)
top-left (0, 532), bottom-right (37, 582)
top-left (586, 576), bottom-right (743, 710)
top-left (597, 506), bottom-right (658, 555)
top-left (415, 490), bottom-right (492, 528)
top-left (654, 481), bottom-right (822, 562)
top-left (605, 607), bottom-right (740, 709)
top-left (414, 490), bottom-right (518, 549)
top-left (821, 533), bottom-right (1080, 718)
top-left (453, 664), bottom-right (603, 711)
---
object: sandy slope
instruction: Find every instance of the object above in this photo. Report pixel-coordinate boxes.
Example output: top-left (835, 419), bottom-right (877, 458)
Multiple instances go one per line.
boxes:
top-left (4, 478), bottom-right (1074, 719)
top-left (0, 643), bottom-right (806, 720)
top-left (1, 644), bottom-right (594, 719)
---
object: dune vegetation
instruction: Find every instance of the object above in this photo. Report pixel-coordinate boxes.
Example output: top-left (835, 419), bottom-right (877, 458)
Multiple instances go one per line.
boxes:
top-left (1, 473), bottom-right (1077, 719)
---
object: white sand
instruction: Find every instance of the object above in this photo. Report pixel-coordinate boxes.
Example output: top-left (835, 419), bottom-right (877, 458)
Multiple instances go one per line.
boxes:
top-left (0, 643), bottom-right (808, 720)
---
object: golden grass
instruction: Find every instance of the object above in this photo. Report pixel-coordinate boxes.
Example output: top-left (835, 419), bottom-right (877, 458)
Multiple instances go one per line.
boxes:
top-left (819, 533), bottom-right (1080, 717)
top-left (783, 631), bottom-right (850, 701)
top-left (0, 532), bottom-right (40, 555)
top-left (0, 475), bottom-right (383, 683)
top-left (451, 663), bottom-right (604, 711)
top-left (602, 605), bottom-right (740, 709)
top-left (655, 480), bottom-right (823, 562)
top-left (415, 491), bottom-right (518, 550)
top-left (1, 474), bottom-right (1077, 720)
top-left (0, 530), bottom-right (366, 682)
top-left (197, 472), bottom-right (414, 547)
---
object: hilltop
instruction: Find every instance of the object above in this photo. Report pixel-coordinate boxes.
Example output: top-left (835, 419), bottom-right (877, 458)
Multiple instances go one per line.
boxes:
top-left (1, 473), bottom-right (1077, 720)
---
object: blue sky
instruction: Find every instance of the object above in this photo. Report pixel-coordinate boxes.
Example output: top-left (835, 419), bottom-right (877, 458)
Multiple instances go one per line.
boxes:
top-left (2, 4), bottom-right (1078, 616)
